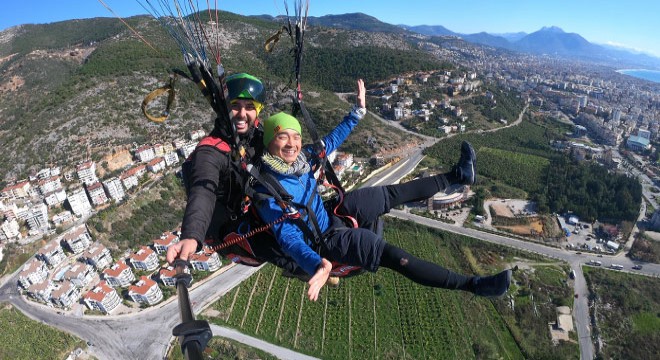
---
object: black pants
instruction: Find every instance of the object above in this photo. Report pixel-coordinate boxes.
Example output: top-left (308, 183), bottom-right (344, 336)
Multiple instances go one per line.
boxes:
top-left (324, 174), bottom-right (472, 290)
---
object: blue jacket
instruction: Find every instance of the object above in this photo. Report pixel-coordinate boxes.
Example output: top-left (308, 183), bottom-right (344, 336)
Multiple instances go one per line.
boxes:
top-left (255, 112), bottom-right (360, 275)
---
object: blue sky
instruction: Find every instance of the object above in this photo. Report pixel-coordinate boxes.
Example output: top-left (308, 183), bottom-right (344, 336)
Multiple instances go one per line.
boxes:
top-left (2, 1), bottom-right (659, 57)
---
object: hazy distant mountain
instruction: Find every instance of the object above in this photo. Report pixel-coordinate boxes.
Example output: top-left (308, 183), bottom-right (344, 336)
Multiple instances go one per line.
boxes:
top-left (398, 21), bottom-right (660, 69)
top-left (492, 32), bottom-right (528, 42)
top-left (461, 32), bottom-right (513, 50)
top-left (398, 24), bottom-right (456, 37)
top-left (514, 26), bottom-right (599, 55)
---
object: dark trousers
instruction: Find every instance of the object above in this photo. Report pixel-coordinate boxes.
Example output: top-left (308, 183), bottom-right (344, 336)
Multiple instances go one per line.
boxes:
top-left (325, 174), bottom-right (472, 290)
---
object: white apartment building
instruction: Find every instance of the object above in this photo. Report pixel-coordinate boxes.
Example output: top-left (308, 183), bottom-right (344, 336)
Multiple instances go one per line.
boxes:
top-left (51, 281), bottom-right (81, 309)
top-left (43, 188), bottom-right (67, 207)
top-left (158, 266), bottom-right (177, 287)
top-left (120, 164), bottom-right (146, 190)
top-left (153, 232), bottom-right (179, 254)
top-left (76, 161), bottom-right (98, 186)
top-left (83, 243), bottom-right (113, 270)
top-left (67, 187), bottom-right (92, 217)
top-left (103, 261), bottom-right (135, 288)
top-left (146, 157), bottom-right (166, 173)
top-left (178, 142), bottom-right (197, 158)
top-left (65, 263), bottom-right (95, 288)
top-left (163, 151), bottom-right (179, 167)
top-left (37, 176), bottom-right (62, 196)
top-left (27, 280), bottom-right (54, 304)
top-left (37, 240), bottom-right (66, 268)
top-left (35, 166), bottom-right (61, 180)
top-left (135, 145), bottom-right (156, 163)
top-left (0, 218), bottom-right (21, 241)
top-left (62, 225), bottom-right (92, 254)
top-left (1, 181), bottom-right (31, 200)
top-left (128, 276), bottom-right (163, 306)
top-left (86, 182), bottom-right (108, 206)
top-left (18, 258), bottom-right (49, 289)
top-left (128, 246), bottom-right (159, 272)
top-left (189, 251), bottom-right (222, 272)
top-left (102, 177), bottom-right (125, 202)
top-left (83, 281), bottom-right (122, 314)
top-left (51, 210), bottom-right (74, 226)
top-left (26, 203), bottom-right (50, 232)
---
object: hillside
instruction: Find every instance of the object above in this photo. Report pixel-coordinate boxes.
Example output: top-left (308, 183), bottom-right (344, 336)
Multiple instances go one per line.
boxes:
top-left (0, 11), bottom-right (450, 183)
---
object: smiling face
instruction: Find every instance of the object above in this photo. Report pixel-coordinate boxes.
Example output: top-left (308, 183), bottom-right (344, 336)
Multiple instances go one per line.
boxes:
top-left (230, 99), bottom-right (258, 135)
top-left (267, 128), bottom-right (302, 165)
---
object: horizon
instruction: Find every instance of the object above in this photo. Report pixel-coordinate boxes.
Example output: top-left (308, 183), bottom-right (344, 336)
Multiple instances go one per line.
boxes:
top-left (1, 0), bottom-right (659, 58)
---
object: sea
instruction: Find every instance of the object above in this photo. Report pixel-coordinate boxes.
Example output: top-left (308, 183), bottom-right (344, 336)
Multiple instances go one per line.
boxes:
top-left (616, 69), bottom-right (660, 84)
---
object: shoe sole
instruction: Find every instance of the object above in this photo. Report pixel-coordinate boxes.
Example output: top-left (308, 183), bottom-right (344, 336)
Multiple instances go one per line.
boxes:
top-left (462, 142), bottom-right (477, 184)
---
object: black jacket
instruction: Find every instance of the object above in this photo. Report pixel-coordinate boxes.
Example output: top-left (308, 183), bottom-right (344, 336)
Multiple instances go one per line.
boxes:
top-left (180, 125), bottom-right (264, 246)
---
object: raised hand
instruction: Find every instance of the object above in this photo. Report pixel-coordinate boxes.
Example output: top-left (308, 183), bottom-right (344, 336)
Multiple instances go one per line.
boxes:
top-left (356, 78), bottom-right (366, 109)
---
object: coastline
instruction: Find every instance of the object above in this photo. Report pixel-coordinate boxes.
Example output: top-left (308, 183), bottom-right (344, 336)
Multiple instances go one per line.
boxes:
top-left (616, 69), bottom-right (660, 84)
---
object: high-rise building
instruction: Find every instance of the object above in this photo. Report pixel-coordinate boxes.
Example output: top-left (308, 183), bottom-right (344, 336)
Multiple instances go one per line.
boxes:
top-left (67, 188), bottom-right (92, 217)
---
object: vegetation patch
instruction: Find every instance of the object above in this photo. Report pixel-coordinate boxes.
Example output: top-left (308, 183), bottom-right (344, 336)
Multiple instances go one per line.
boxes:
top-left (0, 303), bottom-right (84, 359)
top-left (583, 267), bottom-right (660, 360)
top-left (205, 218), bottom-right (581, 359)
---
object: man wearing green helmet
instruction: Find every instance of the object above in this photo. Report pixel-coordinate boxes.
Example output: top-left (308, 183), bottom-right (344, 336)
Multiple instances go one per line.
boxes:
top-left (168, 73), bottom-right (303, 276)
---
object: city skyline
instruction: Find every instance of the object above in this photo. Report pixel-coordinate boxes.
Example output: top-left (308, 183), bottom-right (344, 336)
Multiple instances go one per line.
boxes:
top-left (2, 0), bottom-right (659, 58)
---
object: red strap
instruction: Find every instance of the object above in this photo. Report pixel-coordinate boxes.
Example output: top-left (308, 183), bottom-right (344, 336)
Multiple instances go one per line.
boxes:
top-left (196, 135), bottom-right (231, 153)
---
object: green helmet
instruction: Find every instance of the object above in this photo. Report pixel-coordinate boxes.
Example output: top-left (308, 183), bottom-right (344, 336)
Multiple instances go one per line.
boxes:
top-left (226, 73), bottom-right (266, 104)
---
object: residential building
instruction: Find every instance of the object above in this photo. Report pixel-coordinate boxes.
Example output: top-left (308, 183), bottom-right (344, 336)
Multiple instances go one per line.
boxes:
top-left (27, 280), bottom-right (53, 303)
top-left (43, 188), bottom-right (67, 207)
top-left (83, 281), bottom-right (122, 314)
top-left (128, 276), bottom-right (163, 306)
top-left (51, 210), bottom-right (74, 226)
top-left (67, 187), bottom-right (92, 217)
top-left (37, 240), bottom-right (66, 268)
top-left (153, 232), bottom-right (179, 254)
top-left (189, 250), bottom-right (222, 272)
top-left (178, 142), bottom-right (197, 158)
top-left (120, 164), bottom-right (147, 190)
top-left (61, 225), bottom-right (92, 254)
top-left (35, 166), bottom-right (61, 180)
top-left (1, 181), bottom-right (31, 200)
top-left (64, 263), bottom-right (95, 288)
top-left (51, 281), bottom-right (81, 309)
top-left (18, 258), bottom-right (48, 289)
top-left (26, 203), bottom-right (49, 232)
top-left (83, 243), bottom-right (113, 270)
top-left (103, 177), bottom-right (125, 202)
top-left (0, 218), bottom-right (21, 241)
top-left (86, 182), bottom-right (109, 206)
top-left (163, 151), bottom-right (179, 167)
top-left (152, 143), bottom-right (165, 156)
top-left (158, 266), bottom-right (177, 287)
top-left (103, 261), bottom-right (135, 288)
top-left (76, 161), bottom-right (98, 186)
top-left (146, 157), bottom-right (166, 173)
top-left (135, 145), bottom-right (156, 163)
top-left (128, 246), bottom-right (159, 272)
top-left (37, 176), bottom-right (62, 196)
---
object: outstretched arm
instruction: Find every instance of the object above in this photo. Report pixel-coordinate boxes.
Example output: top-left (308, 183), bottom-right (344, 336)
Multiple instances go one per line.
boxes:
top-left (320, 78), bottom-right (367, 154)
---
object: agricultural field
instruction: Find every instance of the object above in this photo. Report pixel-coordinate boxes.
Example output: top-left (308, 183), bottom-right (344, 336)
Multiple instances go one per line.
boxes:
top-left (583, 267), bottom-right (660, 360)
top-left (204, 219), bottom-right (577, 359)
top-left (0, 303), bottom-right (85, 359)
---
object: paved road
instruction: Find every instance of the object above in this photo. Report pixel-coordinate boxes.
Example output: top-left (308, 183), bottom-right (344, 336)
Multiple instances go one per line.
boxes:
top-left (0, 264), bottom-right (291, 360)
